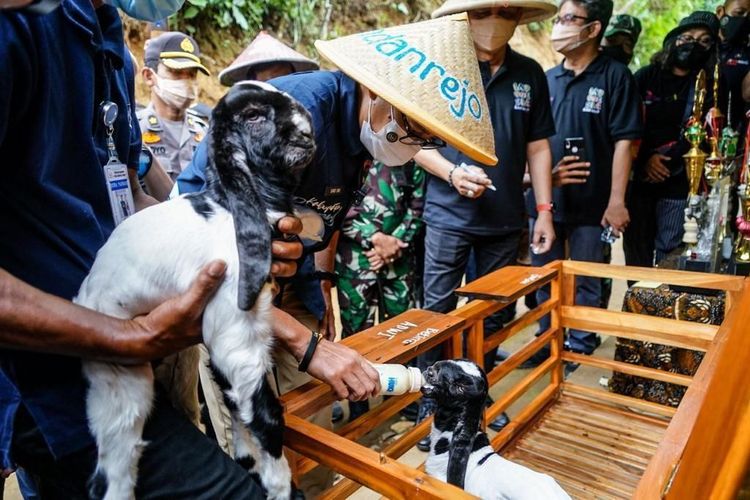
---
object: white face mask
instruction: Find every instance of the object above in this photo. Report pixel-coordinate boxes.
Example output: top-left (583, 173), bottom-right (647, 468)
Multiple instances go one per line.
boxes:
top-left (551, 22), bottom-right (594, 54)
top-left (359, 101), bottom-right (421, 167)
top-left (470, 16), bottom-right (518, 52)
top-left (152, 72), bottom-right (197, 110)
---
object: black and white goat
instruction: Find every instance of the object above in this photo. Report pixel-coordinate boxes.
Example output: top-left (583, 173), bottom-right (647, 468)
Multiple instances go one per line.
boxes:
top-left (423, 360), bottom-right (571, 500)
top-left (74, 81), bottom-right (315, 500)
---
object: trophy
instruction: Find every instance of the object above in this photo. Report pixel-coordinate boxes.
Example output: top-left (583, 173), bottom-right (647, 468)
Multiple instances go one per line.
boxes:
top-left (682, 70), bottom-right (707, 261)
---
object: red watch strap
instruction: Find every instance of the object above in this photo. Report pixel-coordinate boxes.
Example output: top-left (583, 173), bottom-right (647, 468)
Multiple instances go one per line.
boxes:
top-left (536, 203), bottom-right (553, 212)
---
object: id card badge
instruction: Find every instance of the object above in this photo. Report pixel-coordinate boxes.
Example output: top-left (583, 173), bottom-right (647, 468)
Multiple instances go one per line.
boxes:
top-left (100, 101), bottom-right (135, 226)
top-left (104, 159), bottom-right (135, 226)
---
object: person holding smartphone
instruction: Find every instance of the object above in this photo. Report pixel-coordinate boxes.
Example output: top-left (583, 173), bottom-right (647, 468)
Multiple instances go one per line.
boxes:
top-left (526, 0), bottom-right (642, 361)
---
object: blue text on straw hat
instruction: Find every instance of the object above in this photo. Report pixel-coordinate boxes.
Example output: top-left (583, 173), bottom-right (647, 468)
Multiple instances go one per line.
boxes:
top-left (360, 30), bottom-right (483, 122)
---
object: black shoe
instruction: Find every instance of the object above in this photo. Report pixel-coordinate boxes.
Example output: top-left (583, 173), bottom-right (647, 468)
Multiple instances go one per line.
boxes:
top-left (416, 398), bottom-right (436, 452)
top-left (400, 401), bottom-right (419, 422)
top-left (519, 344), bottom-right (551, 369)
top-left (563, 362), bottom-right (580, 378)
top-left (488, 412), bottom-right (510, 432)
top-left (494, 349), bottom-right (511, 363)
top-left (348, 400), bottom-right (369, 423)
top-left (332, 401), bottom-right (343, 423)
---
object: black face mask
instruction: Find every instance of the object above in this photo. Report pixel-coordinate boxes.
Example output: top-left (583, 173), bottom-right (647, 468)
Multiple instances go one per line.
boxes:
top-left (669, 42), bottom-right (711, 70)
top-left (602, 44), bottom-right (633, 65)
top-left (721, 15), bottom-right (750, 45)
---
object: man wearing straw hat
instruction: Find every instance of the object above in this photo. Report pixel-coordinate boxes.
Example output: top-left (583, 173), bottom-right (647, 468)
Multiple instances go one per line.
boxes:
top-left (177, 14), bottom-right (497, 496)
top-left (411, 0), bottom-right (557, 445)
top-left (218, 30), bottom-right (319, 87)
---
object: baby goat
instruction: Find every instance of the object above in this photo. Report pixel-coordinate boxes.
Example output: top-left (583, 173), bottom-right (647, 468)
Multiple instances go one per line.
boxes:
top-left (423, 360), bottom-right (571, 500)
top-left (75, 81), bottom-right (315, 500)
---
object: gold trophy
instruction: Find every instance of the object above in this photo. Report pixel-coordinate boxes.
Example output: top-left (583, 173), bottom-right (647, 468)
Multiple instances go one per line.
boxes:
top-left (705, 63), bottom-right (724, 187)
top-left (682, 70), bottom-right (707, 258)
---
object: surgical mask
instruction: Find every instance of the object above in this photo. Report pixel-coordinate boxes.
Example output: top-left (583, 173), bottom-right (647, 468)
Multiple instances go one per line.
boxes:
top-left (721, 15), bottom-right (750, 45)
top-left (602, 44), bottom-right (633, 65)
top-left (669, 42), bottom-right (710, 71)
top-left (470, 16), bottom-right (517, 52)
top-left (152, 73), bottom-right (197, 110)
top-left (551, 22), bottom-right (593, 54)
top-left (359, 101), bottom-right (421, 167)
top-left (107, 0), bottom-right (184, 21)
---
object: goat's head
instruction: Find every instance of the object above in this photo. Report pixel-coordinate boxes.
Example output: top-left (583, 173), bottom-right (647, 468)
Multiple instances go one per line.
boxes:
top-left (206, 82), bottom-right (315, 311)
top-left (422, 359), bottom-right (488, 407)
top-left (210, 80), bottom-right (315, 196)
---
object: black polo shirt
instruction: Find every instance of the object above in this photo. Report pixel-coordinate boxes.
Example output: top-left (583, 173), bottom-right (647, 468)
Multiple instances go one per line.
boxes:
top-left (529, 54), bottom-right (642, 226)
top-left (719, 41), bottom-right (750, 130)
top-left (423, 46), bottom-right (556, 235)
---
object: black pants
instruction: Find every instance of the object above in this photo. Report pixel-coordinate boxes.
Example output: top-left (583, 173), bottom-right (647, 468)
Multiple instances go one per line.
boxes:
top-left (11, 387), bottom-right (265, 499)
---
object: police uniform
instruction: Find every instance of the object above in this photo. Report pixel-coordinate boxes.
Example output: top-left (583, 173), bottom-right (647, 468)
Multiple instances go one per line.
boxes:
top-left (140, 31), bottom-right (210, 180)
top-left (137, 103), bottom-right (207, 180)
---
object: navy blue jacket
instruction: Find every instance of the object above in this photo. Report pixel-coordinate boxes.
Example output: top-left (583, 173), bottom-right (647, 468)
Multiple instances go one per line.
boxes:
top-left (0, 0), bottom-right (140, 466)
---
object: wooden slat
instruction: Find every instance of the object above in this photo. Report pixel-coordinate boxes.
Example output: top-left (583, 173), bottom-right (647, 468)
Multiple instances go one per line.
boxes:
top-left (548, 262), bottom-right (564, 387)
top-left (455, 265), bottom-right (558, 302)
top-left (486, 327), bottom-right (557, 386)
top-left (295, 390), bottom-right (423, 476)
top-left (466, 320), bottom-right (484, 367)
top-left (562, 260), bottom-right (745, 291)
top-left (492, 383), bottom-right (559, 450)
top-left (561, 306), bottom-right (716, 351)
top-left (502, 393), bottom-right (669, 500)
top-left (561, 351), bottom-right (693, 387)
top-left (563, 382), bottom-right (678, 418)
top-left (656, 281), bottom-right (750, 499)
top-left (285, 414), bottom-right (475, 500)
top-left (482, 298), bottom-right (557, 354)
top-left (318, 416), bottom-right (434, 500)
top-left (485, 356), bottom-right (555, 424)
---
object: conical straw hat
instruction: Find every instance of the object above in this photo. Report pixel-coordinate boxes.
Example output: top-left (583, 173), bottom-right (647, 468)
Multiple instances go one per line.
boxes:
top-left (219, 31), bottom-right (319, 87)
top-left (432, 0), bottom-right (557, 24)
top-left (315, 13), bottom-right (497, 165)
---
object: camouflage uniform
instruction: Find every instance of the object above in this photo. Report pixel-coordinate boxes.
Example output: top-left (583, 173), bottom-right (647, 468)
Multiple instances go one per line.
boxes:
top-left (335, 161), bottom-right (425, 337)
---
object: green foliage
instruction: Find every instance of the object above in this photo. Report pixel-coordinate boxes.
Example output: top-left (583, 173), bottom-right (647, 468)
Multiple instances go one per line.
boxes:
top-left (623, 0), bottom-right (718, 69)
top-left (175, 0), bottom-right (321, 44)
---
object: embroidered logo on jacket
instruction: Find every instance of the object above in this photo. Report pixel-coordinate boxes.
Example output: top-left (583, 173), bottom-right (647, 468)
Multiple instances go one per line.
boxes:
top-left (582, 87), bottom-right (605, 113)
top-left (513, 83), bottom-right (532, 112)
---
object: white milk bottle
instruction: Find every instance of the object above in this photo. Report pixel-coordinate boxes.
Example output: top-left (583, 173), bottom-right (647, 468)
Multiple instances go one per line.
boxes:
top-left (371, 364), bottom-right (424, 396)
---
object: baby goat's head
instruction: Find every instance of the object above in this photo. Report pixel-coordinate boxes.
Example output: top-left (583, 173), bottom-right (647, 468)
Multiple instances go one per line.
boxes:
top-left (210, 80), bottom-right (315, 201)
top-left (207, 81), bottom-right (315, 311)
top-left (422, 359), bottom-right (488, 407)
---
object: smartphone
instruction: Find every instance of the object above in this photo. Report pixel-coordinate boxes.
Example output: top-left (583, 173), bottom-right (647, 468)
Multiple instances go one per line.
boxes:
top-left (564, 137), bottom-right (586, 163)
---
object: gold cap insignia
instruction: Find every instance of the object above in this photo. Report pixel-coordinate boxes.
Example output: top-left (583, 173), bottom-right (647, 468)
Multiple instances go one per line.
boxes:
top-left (148, 116), bottom-right (158, 125)
top-left (180, 37), bottom-right (195, 53)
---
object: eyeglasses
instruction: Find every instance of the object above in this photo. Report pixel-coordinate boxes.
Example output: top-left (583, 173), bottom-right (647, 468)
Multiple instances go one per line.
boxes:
top-left (676, 34), bottom-right (714, 49)
top-left (400, 114), bottom-right (446, 149)
top-left (553, 13), bottom-right (591, 26)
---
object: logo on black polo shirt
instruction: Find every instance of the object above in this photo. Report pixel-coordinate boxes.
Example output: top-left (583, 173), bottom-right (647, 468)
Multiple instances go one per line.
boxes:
top-left (583, 87), bottom-right (605, 114)
top-left (513, 83), bottom-right (532, 112)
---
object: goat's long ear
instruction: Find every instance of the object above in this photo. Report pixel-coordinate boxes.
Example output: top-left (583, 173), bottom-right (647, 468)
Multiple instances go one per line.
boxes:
top-left (208, 127), bottom-right (272, 311)
top-left (225, 182), bottom-right (272, 311)
top-left (446, 421), bottom-right (472, 489)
